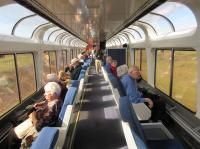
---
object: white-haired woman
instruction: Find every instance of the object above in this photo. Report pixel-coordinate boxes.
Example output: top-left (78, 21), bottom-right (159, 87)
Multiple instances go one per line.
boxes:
top-left (8, 82), bottom-right (62, 148)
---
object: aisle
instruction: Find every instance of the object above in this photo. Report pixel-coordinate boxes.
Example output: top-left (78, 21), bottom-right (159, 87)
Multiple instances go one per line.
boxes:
top-left (73, 67), bottom-right (127, 149)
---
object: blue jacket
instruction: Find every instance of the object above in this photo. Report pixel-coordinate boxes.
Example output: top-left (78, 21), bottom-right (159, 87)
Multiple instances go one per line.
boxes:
top-left (105, 63), bottom-right (111, 73)
top-left (121, 74), bottom-right (145, 103)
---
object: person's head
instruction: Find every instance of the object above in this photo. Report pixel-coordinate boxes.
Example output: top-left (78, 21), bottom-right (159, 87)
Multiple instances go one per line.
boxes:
top-left (78, 54), bottom-right (84, 60)
top-left (58, 70), bottom-right (67, 80)
top-left (111, 60), bottom-right (117, 67)
top-left (106, 56), bottom-right (112, 64)
top-left (44, 82), bottom-right (61, 101)
top-left (128, 65), bottom-right (141, 80)
top-left (71, 58), bottom-right (80, 67)
top-left (46, 73), bottom-right (58, 82)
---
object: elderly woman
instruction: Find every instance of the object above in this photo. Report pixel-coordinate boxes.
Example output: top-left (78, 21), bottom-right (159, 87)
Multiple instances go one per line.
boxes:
top-left (8, 82), bottom-right (62, 149)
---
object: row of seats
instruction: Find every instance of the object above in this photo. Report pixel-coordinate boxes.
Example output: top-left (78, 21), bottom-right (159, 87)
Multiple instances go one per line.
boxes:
top-left (31, 59), bottom-right (92, 149)
top-left (102, 66), bottom-right (184, 149)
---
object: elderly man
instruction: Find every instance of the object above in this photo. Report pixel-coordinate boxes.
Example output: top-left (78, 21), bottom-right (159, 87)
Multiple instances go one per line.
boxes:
top-left (121, 65), bottom-right (165, 121)
top-left (8, 82), bottom-right (62, 148)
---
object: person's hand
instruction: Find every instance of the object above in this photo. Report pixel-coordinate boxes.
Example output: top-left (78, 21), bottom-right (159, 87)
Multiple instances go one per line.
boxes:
top-left (145, 98), bottom-right (153, 109)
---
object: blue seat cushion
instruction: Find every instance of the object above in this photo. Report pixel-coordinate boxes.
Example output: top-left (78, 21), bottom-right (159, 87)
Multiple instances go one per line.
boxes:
top-left (119, 96), bottom-right (146, 142)
top-left (31, 127), bottom-right (58, 149)
top-left (78, 73), bottom-right (85, 80)
top-left (71, 80), bottom-right (80, 88)
top-left (57, 87), bottom-right (77, 126)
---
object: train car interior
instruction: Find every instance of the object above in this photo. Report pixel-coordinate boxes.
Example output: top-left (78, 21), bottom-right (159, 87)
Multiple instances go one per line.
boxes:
top-left (0, 0), bottom-right (200, 148)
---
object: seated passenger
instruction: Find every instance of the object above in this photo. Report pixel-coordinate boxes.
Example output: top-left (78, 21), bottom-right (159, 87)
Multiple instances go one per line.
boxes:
top-left (110, 60), bottom-right (118, 77)
top-left (105, 56), bottom-right (112, 73)
top-left (7, 82), bottom-right (62, 149)
top-left (121, 65), bottom-right (165, 121)
top-left (64, 64), bottom-right (74, 74)
top-left (70, 58), bottom-right (82, 80)
top-left (58, 70), bottom-right (70, 99)
top-left (78, 54), bottom-right (85, 64)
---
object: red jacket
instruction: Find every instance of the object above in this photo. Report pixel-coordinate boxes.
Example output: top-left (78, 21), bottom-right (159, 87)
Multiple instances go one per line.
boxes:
top-left (111, 65), bottom-right (117, 77)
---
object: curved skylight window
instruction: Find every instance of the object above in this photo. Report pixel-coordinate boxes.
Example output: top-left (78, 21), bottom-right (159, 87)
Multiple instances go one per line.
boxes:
top-left (62, 35), bottom-right (73, 45)
top-left (152, 2), bottom-right (197, 32)
top-left (0, 3), bottom-right (34, 35)
top-left (139, 13), bottom-right (172, 35)
top-left (49, 29), bottom-right (66, 42)
top-left (43, 27), bottom-right (60, 41)
top-left (126, 25), bottom-right (145, 40)
top-left (14, 15), bottom-right (48, 38)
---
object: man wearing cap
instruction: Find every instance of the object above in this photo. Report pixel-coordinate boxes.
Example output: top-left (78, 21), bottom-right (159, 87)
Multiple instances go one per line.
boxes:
top-left (70, 58), bottom-right (82, 80)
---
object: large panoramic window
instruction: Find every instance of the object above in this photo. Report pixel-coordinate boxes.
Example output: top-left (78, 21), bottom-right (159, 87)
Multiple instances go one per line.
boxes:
top-left (127, 49), bottom-right (131, 67)
top-left (138, 2), bottom-right (197, 37)
top-left (0, 3), bottom-right (34, 35)
top-left (43, 52), bottom-right (50, 84)
top-left (43, 27), bottom-right (60, 41)
top-left (16, 53), bottom-right (36, 100)
top-left (134, 49), bottom-right (141, 69)
top-left (49, 51), bottom-right (57, 74)
top-left (0, 54), bottom-right (19, 116)
top-left (155, 50), bottom-right (171, 95)
top-left (14, 15), bottom-right (48, 38)
top-left (141, 49), bottom-right (148, 81)
top-left (172, 50), bottom-right (197, 112)
top-left (152, 2), bottom-right (197, 33)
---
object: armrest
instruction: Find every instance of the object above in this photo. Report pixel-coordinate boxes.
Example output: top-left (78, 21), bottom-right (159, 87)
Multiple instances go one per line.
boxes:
top-left (132, 103), bottom-right (151, 121)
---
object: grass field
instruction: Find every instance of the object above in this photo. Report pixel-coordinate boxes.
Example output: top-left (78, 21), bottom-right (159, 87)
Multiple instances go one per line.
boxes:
top-left (156, 50), bottom-right (197, 112)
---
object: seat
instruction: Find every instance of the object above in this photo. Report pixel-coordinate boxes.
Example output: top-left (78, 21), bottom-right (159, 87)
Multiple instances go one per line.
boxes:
top-left (119, 96), bottom-right (184, 149)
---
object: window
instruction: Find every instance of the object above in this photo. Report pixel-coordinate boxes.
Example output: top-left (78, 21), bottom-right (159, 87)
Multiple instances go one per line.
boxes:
top-left (0, 3), bottom-right (34, 35)
top-left (134, 49), bottom-right (141, 69)
top-left (155, 50), bottom-right (171, 95)
top-left (49, 51), bottom-right (57, 74)
top-left (127, 50), bottom-right (131, 67)
top-left (0, 54), bottom-right (19, 116)
top-left (141, 49), bottom-right (148, 81)
top-left (63, 51), bottom-right (67, 69)
top-left (15, 15), bottom-right (48, 38)
top-left (16, 53), bottom-right (36, 100)
top-left (172, 51), bottom-right (197, 112)
top-left (42, 52), bottom-right (50, 84)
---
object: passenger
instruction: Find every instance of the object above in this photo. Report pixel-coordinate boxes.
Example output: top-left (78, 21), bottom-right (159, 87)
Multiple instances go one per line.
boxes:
top-left (7, 82), bottom-right (62, 149)
top-left (95, 50), bottom-right (103, 74)
top-left (105, 56), bottom-right (112, 73)
top-left (110, 60), bottom-right (118, 77)
top-left (78, 54), bottom-right (85, 64)
top-left (121, 65), bottom-right (165, 121)
top-left (70, 58), bottom-right (82, 80)
top-left (46, 73), bottom-right (58, 82)
top-left (47, 73), bottom-right (68, 100)
top-left (58, 70), bottom-right (69, 99)
top-left (64, 64), bottom-right (74, 74)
